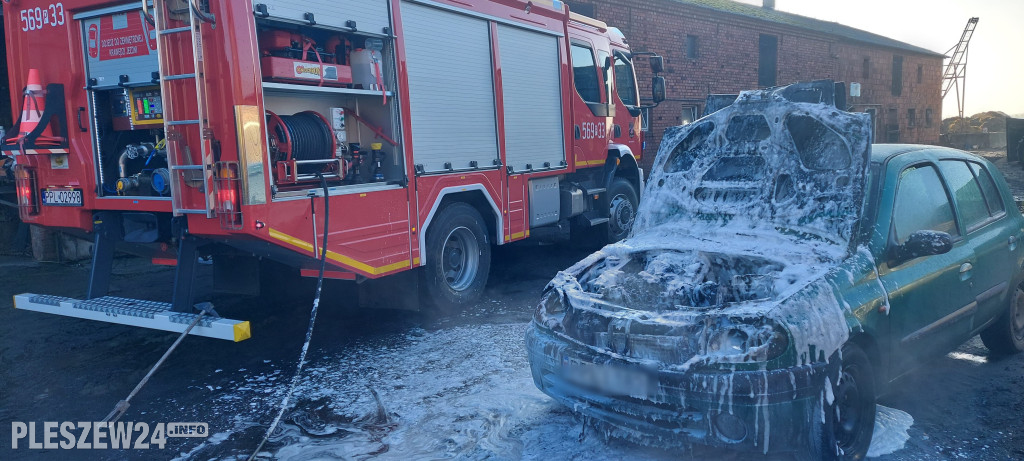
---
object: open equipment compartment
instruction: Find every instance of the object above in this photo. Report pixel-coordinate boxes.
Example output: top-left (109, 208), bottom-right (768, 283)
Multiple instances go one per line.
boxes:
top-left (79, 5), bottom-right (172, 199)
top-left (255, 6), bottom-right (403, 199)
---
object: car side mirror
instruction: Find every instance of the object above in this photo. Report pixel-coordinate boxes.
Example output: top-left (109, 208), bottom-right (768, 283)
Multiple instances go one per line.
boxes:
top-left (891, 230), bottom-right (953, 266)
top-left (651, 76), bottom-right (666, 105)
top-left (649, 56), bottom-right (664, 74)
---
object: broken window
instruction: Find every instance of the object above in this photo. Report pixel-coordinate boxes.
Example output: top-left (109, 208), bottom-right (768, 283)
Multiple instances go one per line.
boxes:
top-left (908, 108), bottom-right (916, 128)
top-left (893, 165), bottom-right (958, 243)
top-left (686, 35), bottom-right (700, 59)
top-left (892, 55), bottom-right (903, 97)
top-left (758, 34), bottom-right (778, 87)
top-left (862, 57), bottom-right (870, 79)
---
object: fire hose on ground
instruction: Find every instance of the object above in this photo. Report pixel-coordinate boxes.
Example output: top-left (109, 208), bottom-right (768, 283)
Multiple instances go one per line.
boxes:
top-left (98, 173), bottom-right (334, 461)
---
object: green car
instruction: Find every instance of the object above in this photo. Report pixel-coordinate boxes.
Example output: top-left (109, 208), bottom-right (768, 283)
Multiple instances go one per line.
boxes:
top-left (525, 81), bottom-right (1024, 460)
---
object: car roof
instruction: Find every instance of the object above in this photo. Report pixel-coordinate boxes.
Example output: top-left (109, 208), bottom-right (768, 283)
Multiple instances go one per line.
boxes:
top-left (869, 144), bottom-right (979, 165)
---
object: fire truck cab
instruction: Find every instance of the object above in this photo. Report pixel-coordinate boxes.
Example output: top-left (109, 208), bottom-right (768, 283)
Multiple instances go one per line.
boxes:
top-left (3, 0), bottom-right (664, 340)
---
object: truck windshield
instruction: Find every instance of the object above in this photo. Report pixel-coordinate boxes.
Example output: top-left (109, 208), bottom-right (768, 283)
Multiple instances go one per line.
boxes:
top-left (613, 54), bottom-right (638, 107)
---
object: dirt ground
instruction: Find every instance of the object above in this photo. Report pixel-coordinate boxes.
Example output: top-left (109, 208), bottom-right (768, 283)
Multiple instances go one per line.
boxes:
top-left (0, 232), bottom-right (1022, 460)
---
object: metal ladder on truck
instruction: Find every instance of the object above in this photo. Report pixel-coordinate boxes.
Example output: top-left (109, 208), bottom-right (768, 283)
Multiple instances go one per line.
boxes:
top-left (147, 0), bottom-right (217, 218)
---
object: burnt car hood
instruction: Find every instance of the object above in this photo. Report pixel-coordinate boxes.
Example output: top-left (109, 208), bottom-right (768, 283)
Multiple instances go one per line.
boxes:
top-left (634, 81), bottom-right (872, 251)
top-left (543, 82), bottom-right (871, 368)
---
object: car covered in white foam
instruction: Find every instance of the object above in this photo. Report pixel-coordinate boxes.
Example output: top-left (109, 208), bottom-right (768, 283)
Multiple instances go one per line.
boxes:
top-left (525, 80), bottom-right (1024, 459)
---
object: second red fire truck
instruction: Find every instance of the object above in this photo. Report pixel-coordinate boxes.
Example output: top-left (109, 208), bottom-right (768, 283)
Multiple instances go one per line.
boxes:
top-left (3, 0), bottom-right (664, 340)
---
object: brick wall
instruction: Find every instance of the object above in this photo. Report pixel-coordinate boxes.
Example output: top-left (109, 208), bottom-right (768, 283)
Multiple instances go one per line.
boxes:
top-left (567, 0), bottom-right (943, 170)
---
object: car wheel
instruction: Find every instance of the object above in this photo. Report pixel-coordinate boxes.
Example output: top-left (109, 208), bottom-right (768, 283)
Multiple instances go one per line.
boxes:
top-left (422, 202), bottom-right (491, 313)
top-left (605, 177), bottom-right (638, 243)
top-left (815, 343), bottom-right (876, 461)
top-left (980, 286), bottom-right (1024, 355)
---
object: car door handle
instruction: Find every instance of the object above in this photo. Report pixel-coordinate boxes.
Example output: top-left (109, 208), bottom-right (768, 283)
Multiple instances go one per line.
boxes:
top-left (1010, 236), bottom-right (1018, 249)
top-left (960, 262), bottom-right (973, 274)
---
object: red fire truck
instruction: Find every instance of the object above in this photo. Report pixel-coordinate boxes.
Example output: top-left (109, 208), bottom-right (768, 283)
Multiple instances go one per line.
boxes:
top-left (3, 0), bottom-right (664, 341)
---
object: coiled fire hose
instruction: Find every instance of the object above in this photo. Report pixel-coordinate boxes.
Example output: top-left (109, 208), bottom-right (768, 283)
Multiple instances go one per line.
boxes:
top-left (249, 173), bottom-right (331, 460)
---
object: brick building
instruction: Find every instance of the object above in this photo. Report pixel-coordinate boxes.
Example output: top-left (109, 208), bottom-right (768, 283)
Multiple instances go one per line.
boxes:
top-left (565, 0), bottom-right (944, 168)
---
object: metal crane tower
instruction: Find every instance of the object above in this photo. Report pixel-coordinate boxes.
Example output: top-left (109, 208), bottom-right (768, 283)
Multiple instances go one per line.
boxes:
top-left (942, 17), bottom-right (979, 125)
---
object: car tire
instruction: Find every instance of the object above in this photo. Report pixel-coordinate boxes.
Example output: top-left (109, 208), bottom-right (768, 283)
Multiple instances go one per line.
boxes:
top-left (604, 177), bottom-right (639, 243)
top-left (814, 343), bottom-right (876, 461)
top-left (980, 286), bottom-right (1024, 355)
top-left (421, 202), bottom-right (491, 314)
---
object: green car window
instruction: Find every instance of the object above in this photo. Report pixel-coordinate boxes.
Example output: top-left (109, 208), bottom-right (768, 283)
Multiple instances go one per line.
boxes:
top-left (939, 160), bottom-right (991, 231)
top-left (968, 162), bottom-right (1006, 215)
top-left (894, 165), bottom-right (959, 243)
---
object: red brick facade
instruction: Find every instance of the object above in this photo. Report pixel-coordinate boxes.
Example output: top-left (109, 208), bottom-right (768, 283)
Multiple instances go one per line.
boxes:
top-left (567, 0), bottom-right (944, 169)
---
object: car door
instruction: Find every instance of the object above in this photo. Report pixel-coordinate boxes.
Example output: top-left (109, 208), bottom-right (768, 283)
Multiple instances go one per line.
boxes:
top-left (878, 162), bottom-right (978, 374)
top-left (939, 159), bottom-right (1022, 330)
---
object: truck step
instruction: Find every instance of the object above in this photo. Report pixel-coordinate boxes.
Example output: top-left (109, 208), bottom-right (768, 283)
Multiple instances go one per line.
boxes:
top-left (13, 294), bottom-right (251, 342)
top-left (587, 217), bottom-right (609, 226)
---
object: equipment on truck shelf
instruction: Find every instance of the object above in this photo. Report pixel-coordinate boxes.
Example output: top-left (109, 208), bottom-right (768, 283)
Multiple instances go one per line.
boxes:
top-left (114, 140), bottom-right (170, 196)
top-left (259, 29), bottom-right (353, 87)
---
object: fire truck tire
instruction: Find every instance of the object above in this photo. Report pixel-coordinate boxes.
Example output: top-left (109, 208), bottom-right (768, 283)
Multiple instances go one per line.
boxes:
top-left (605, 177), bottom-right (638, 243)
top-left (423, 202), bottom-right (492, 312)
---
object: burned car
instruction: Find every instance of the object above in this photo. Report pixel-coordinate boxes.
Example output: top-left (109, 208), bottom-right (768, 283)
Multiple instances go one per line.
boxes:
top-left (525, 81), bottom-right (1024, 459)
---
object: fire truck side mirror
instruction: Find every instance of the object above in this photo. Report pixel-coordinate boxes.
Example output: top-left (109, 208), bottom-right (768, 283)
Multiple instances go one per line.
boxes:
top-left (652, 76), bottom-right (666, 105)
top-left (649, 56), bottom-right (664, 74)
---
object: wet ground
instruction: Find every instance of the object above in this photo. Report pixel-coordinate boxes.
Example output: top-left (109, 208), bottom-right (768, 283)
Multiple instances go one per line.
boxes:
top-left (1, 232), bottom-right (1023, 460)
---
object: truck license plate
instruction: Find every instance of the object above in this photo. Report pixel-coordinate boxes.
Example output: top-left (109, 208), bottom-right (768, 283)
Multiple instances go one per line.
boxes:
top-left (41, 188), bottom-right (83, 207)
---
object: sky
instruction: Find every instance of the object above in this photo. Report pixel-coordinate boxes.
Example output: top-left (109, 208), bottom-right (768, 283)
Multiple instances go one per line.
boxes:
top-left (736, 0), bottom-right (1024, 119)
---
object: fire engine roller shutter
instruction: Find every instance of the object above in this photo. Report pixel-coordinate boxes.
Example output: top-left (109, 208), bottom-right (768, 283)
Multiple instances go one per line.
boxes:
top-left (402, 1), bottom-right (499, 173)
top-left (496, 24), bottom-right (565, 172)
top-left (253, 1), bottom-right (391, 36)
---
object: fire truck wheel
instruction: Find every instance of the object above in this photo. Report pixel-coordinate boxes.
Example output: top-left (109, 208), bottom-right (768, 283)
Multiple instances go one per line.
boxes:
top-left (606, 177), bottom-right (638, 242)
top-left (423, 202), bottom-right (492, 312)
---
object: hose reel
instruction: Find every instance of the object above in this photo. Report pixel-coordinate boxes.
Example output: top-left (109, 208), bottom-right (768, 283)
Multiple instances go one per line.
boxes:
top-left (266, 110), bottom-right (341, 185)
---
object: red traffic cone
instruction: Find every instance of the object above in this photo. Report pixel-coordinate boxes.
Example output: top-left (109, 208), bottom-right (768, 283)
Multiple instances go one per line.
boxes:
top-left (5, 69), bottom-right (63, 148)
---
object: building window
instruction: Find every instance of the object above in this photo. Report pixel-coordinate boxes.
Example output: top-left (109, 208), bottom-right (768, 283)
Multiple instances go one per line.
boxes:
top-left (758, 34), bottom-right (778, 88)
top-left (686, 35), bottom-right (700, 59)
top-left (681, 106), bottom-right (698, 125)
top-left (908, 108), bottom-right (916, 128)
top-left (887, 108), bottom-right (899, 142)
top-left (862, 58), bottom-right (870, 79)
top-left (640, 107), bottom-right (651, 132)
top-left (925, 108), bottom-right (933, 127)
top-left (563, 1), bottom-right (594, 17)
top-left (892, 55), bottom-right (904, 97)
top-left (917, 64), bottom-right (923, 84)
